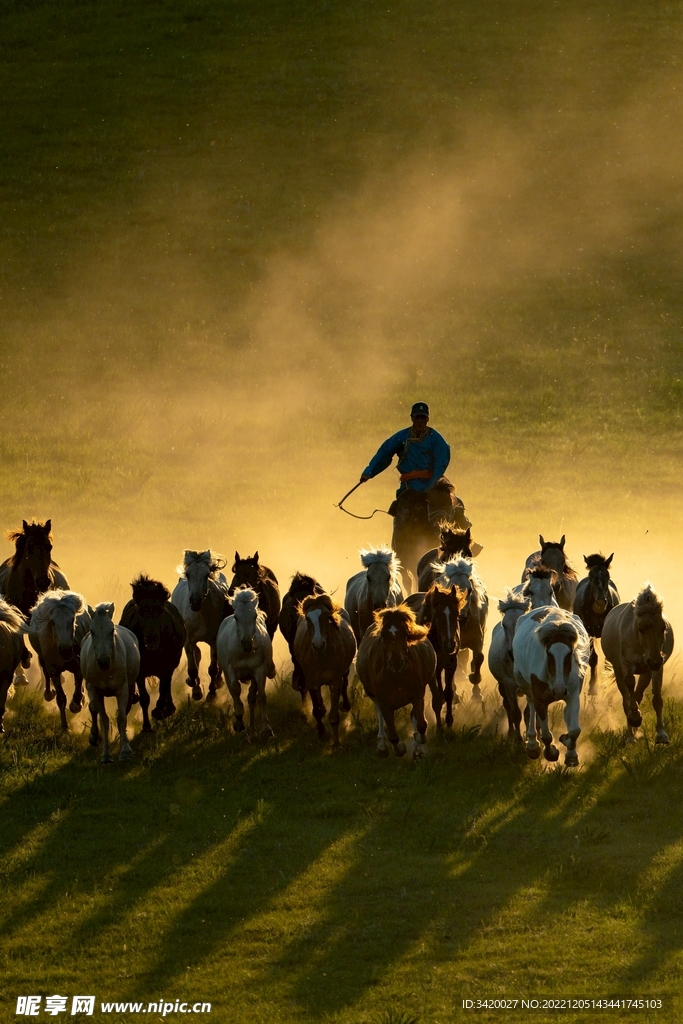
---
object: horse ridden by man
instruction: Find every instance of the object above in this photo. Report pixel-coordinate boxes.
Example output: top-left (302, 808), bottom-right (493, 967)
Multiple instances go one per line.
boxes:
top-left (358, 402), bottom-right (471, 593)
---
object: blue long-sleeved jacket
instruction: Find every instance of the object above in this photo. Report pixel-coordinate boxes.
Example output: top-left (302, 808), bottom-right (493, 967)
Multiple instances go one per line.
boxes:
top-left (362, 427), bottom-right (451, 496)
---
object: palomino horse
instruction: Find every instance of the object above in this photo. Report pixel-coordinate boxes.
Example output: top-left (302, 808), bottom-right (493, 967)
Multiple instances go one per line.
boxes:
top-left (513, 607), bottom-right (590, 766)
top-left (28, 590), bottom-right (92, 730)
top-left (430, 557), bottom-right (488, 700)
top-left (573, 553), bottom-right (620, 695)
top-left (0, 599), bottom-right (31, 733)
top-left (405, 583), bottom-right (469, 727)
top-left (172, 550), bottom-right (231, 702)
top-left (120, 575), bottom-right (187, 729)
top-left (279, 572), bottom-right (325, 703)
top-left (416, 525), bottom-right (482, 591)
top-left (390, 478), bottom-right (472, 593)
top-left (344, 546), bottom-right (404, 644)
top-left (229, 552), bottom-right (281, 639)
top-left (356, 606), bottom-right (436, 758)
top-left (293, 593), bottom-right (357, 746)
top-left (81, 604), bottom-right (140, 763)
top-left (523, 535), bottom-right (578, 611)
top-left (512, 566), bottom-right (560, 609)
top-left (602, 585), bottom-right (674, 743)
top-left (217, 587), bottom-right (276, 739)
top-left (488, 593), bottom-right (531, 738)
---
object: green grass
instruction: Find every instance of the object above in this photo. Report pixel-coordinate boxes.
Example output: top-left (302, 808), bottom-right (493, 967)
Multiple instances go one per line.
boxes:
top-left (2, 682), bottom-right (683, 1023)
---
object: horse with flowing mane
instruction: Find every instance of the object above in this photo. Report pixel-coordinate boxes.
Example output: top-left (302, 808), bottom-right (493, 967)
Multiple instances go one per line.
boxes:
top-left (356, 606), bottom-right (436, 758)
top-left (513, 606), bottom-right (590, 766)
top-left (229, 552), bottom-right (281, 639)
top-left (344, 546), bottom-right (404, 644)
top-left (601, 584), bottom-right (674, 743)
top-left (416, 525), bottom-right (482, 591)
top-left (573, 553), bottom-right (620, 695)
top-left (28, 590), bottom-right (92, 730)
top-left (488, 592), bottom-right (530, 738)
top-left (279, 572), bottom-right (325, 703)
top-left (81, 603), bottom-right (140, 763)
top-left (0, 599), bottom-right (31, 733)
top-left (430, 556), bottom-right (488, 700)
top-left (391, 478), bottom-right (471, 593)
top-left (511, 566), bottom-right (559, 609)
top-left (522, 535), bottom-right (578, 611)
top-left (217, 586), bottom-right (276, 739)
top-left (0, 519), bottom-right (69, 618)
top-left (171, 549), bottom-right (231, 702)
top-left (405, 582), bottom-right (469, 727)
top-left (293, 593), bottom-right (357, 747)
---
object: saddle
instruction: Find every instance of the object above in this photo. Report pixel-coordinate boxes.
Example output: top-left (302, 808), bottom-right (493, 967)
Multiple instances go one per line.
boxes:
top-left (388, 477), bottom-right (471, 530)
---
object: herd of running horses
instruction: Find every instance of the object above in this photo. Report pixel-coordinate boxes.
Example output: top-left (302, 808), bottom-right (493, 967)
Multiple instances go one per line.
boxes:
top-left (0, 518), bottom-right (674, 765)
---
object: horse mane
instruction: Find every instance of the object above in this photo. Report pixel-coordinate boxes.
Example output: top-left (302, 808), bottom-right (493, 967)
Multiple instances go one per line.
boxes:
top-left (232, 586), bottom-right (267, 623)
top-left (372, 606), bottom-right (429, 644)
top-left (0, 598), bottom-right (26, 631)
top-left (537, 616), bottom-right (579, 649)
top-left (131, 574), bottom-right (170, 605)
top-left (177, 549), bottom-right (227, 578)
top-left (525, 566), bottom-right (557, 583)
top-left (30, 589), bottom-right (85, 629)
top-left (5, 519), bottom-right (53, 568)
top-left (431, 477), bottom-right (455, 495)
top-left (300, 592), bottom-right (342, 625)
top-left (634, 584), bottom-right (664, 624)
top-left (289, 572), bottom-right (321, 593)
top-left (498, 591), bottom-right (530, 614)
top-left (584, 553), bottom-right (609, 569)
top-left (432, 557), bottom-right (486, 607)
top-left (359, 546), bottom-right (402, 587)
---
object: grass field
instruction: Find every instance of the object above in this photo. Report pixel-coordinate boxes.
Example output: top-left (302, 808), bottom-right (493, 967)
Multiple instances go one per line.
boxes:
top-left (3, 0), bottom-right (683, 1020)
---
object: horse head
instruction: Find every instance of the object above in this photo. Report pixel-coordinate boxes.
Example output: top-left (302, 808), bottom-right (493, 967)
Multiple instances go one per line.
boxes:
top-left (498, 592), bottom-right (530, 651)
top-left (301, 593), bottom-right (340, 654)
top-left (424, 583), bottom-right (467, 656)
top-left (91, 603), bottom-right (116, 671)
top-left (360, 547), bottom-right (400, 610)
top-left (31, 590), bottom-right (85, 659)
top-left (233, 587), bottom-right (261, 653)
top-left (522, 567), bottom-right (559, 609)
top-left (8, 519), bottom-right (53, 591)
top-left (230, 552), bottom-right (262, 594)
top-left (634, 585), bottom-right (668, 671)
top-left (376, 606), bottom-right (428, 673)
top-left (181, 550), bottom-right (226, 612)
top-left (131, 575), bottom-right (170, 650)
top-left (438, 525), bottom-right (473, 561)
top-left (584, 554), bottom-right (614, 614)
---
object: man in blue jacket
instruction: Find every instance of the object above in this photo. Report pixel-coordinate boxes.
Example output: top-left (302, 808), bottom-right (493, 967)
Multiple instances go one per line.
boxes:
top-left (360, 402), bottom-right (451, 496)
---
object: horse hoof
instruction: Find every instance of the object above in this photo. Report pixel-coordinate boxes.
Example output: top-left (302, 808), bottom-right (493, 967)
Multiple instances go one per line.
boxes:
top-left (656, 731), bottom-right (670, 745)
top-left (151, 706), bottom-right (164, 721)
top-left (44, 690), bottom-right (55, 703)
top-left (89, 734), bottom-right (98, 747)
top-left (413, 731), bottom-right (427, 745)
top-left (588, 684), bottom-right (598, 696)
top-left (564, 751), bottom-right (579, 767)
top-left (260, 724), bottom-right (274, 740)
top-left (68, 700), bottom-right (82, 714)
top-left (544, 745), bottom-right (560, 762)
top-left (393, 742), bottom-right (407, 757)
top-left (628, 712), bottom-right (643, 729)
top-left (526, 745), bottom-right (541, 760)
top-left (185, 677), bottom-right (195, 689)
top-left (470, 686), bottom-right (482, 702)
top-left (377, 746), bottom-right (390, 758)
top-left (101, 753), bottom-right (113, 764)
top-left (317, 729), bottom-right (329, 742)
top-left (191, 684), bottom-right (203, 702)
top-left (164, 702), bottom-right (176, 717)
top-left (233, 717), bottom-right (245, 733)
top-left (206, 690), bottom-right (217, 703)
top-left (142, 722), bottom-right (153, 733)
top-left (130, 692), bottom-right (140, 705)
top-left (119, 749), bottom-right (133, 761)
top-left (445, 715), bottom-right (453, 728)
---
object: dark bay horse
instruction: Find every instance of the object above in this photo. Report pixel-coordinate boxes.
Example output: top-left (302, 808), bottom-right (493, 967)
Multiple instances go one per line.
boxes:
top-left (523, 535), bottom-right (578, 611)
top-left (0, 520), bottom-right (69, 618)
top-left (293, 593), bottom-right (357, 747)
top-left (120, 575), bottom-right (187, 728)
top-left (356, 606), bottom-right (436, 758)
top-left (405, 583), bottom-right (468, 727)
top-left (416, 525), bottom-right (481, 591)
top-left (279, 572), bottom-right (325, 702)
top-left (0, 599), bottom-right (32, 733)
top-left (573, 554), bottom-right (620, 694)
top-left (229, 552), bottom-right (281, 639)
top-left (391, 478), bottom-right (471, 593)
top-left (602, 585), bottom-right (674, 743)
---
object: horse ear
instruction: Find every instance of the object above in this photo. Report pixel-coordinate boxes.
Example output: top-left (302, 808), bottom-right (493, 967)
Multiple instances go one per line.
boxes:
top-left (464, 527), bottom-right (471, 540)
top-left (559, 535), bottom-right (565, 548)
top-left (606, 553), bottom-right (614, 568)
top-left (22, 520), bottom-right (29, 531)
top-left (583, 555), bottom-right (589, 566)
top-left (539, 534), bottom-right (545, 547)
top-left (254, 551), bottom-right (259, 563)
top-left (107, 603), bottom-right (115, 618)
top-left (234, 551), bottom-right (240, 564)
top-left (44, 519), bottom-right (51, 533)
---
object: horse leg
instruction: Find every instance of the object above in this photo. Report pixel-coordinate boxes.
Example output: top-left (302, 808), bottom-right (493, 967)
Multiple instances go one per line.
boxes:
top-left (226, 667), bottom-right (245, 733)
top-left (136, 673), bottom-right (152, 732)
top-left (53, 674), bottom-right (69, 732)
top-left (69, 665), bottom-right (85, 714)
top-left (520, 682), bottom-right (540, 758)
top-left (559, 690), bottom-right (581, 766)
top-left (158, 673), bottom-right (176, 719)
top-left (117, 685), bottom-right (133, 760)
top-left (410, 693), bottom-right (428, 759)
top-left (468, 639), bottom-right (484, 699)
top-left (328, 682), bottom-right (343, 748)
top-left (14, 639), bottom-right (31, 686)
top-left (310, 687), bottom-right (327, 739)
top-left (587, 639), bottom-right (599, 695)
top-left (185, 638), bottom-right (203, 702)
top-left (381, 704), bottom-right (406, 757)
top-left (87, 686), bottom-right (100, 748)
top-left (96, 695), bottom-right (112, 763)
top-left (650, 669), bottom-right (669, 744)
top-left (444, 659), bottom-right (459, 726)
top-left (0, 672), bottom-right (12, 733)
top-left (428, 668), bottom-right (444, 729)
top-left (341, 671), bottom-right (351, 712)
top-left (614, 667), bottom-right (641, 737)
top-left (247, 679), bottom-right (258, 738)
top-left (256, 670), bottom-right (273, 739)
top-left (41, 659), bottom-right (55, 702)
top-left (373, 701), bottom-right (389, 757)
top-left (207, 641), bottom-right (222, 702)
top-left (536, 705), bottom-right (559, 762)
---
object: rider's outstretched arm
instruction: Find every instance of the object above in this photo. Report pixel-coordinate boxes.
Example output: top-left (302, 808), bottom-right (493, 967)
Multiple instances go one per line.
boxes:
top-left (360, 431), bottom-right (404, 483)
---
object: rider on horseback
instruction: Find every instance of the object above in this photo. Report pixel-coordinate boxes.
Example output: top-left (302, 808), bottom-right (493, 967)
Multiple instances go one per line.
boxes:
top-left (359, 402), bottom-right (451, 496)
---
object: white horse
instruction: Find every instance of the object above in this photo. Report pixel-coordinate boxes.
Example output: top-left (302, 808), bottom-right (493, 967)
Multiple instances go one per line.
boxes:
top-left (28, 590), bottom-right (92, 730)
top-left (430, 557), bottom-right (488, 700)
top-left (80, 603), bottom-right (140, 763)
top-left (512, 607), bottom-right (590, 766)
top-left (171, 549), bottom-right (230, 703)
top-left (216, 587), bottom-right (276, 739)
top-left (0, 598), bottom-right (31, 734)
top-left (511, 567), bottom-right (560, 609)
top-left (344, 546), bottom-right (404, 644)
top-left (488, 592), bottom-right (530, 738)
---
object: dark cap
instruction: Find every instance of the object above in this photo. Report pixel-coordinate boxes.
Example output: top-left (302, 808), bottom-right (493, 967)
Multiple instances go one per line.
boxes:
top-left (411, 402), bottom-right (430, 418)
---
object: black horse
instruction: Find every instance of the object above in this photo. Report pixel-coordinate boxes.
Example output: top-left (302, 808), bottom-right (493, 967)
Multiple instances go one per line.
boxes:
top-left (390, 478), bottom-right (471, 593)
top-left (279, 572), bottom-right (325, 703)
top-left (573, 553), bottom-right (619, 694)
top-left (120, 574), bottom-right (187, 728)
top-left (229, 552), bottom-right (281, 639)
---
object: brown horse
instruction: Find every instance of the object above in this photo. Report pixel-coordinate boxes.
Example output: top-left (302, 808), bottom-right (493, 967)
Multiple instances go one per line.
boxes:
top-left (293, 594), bottom-right (357, 747)
top-left (390, 478), bottom-right (472, 593)
top-left (356, 606), bottom-right (436, 758)
top-left (602, 584), bottom-right (674, 743)
top-left (0, 599), bottom-right (31, 733)
top-left (573, 553), bottom-right (620, 694)
top-left (279, 572), bottom-right (325, 703)
top-left (416, 525), bottom-right (482, 591)
top-left (0, 519), bottom-right (69, 619)
top-left (229, 552), bottom-right (281, 639)
top-left (406, 583), bottom-right (469, 727)
top-left (523, 535), bottom-right (578, 611)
